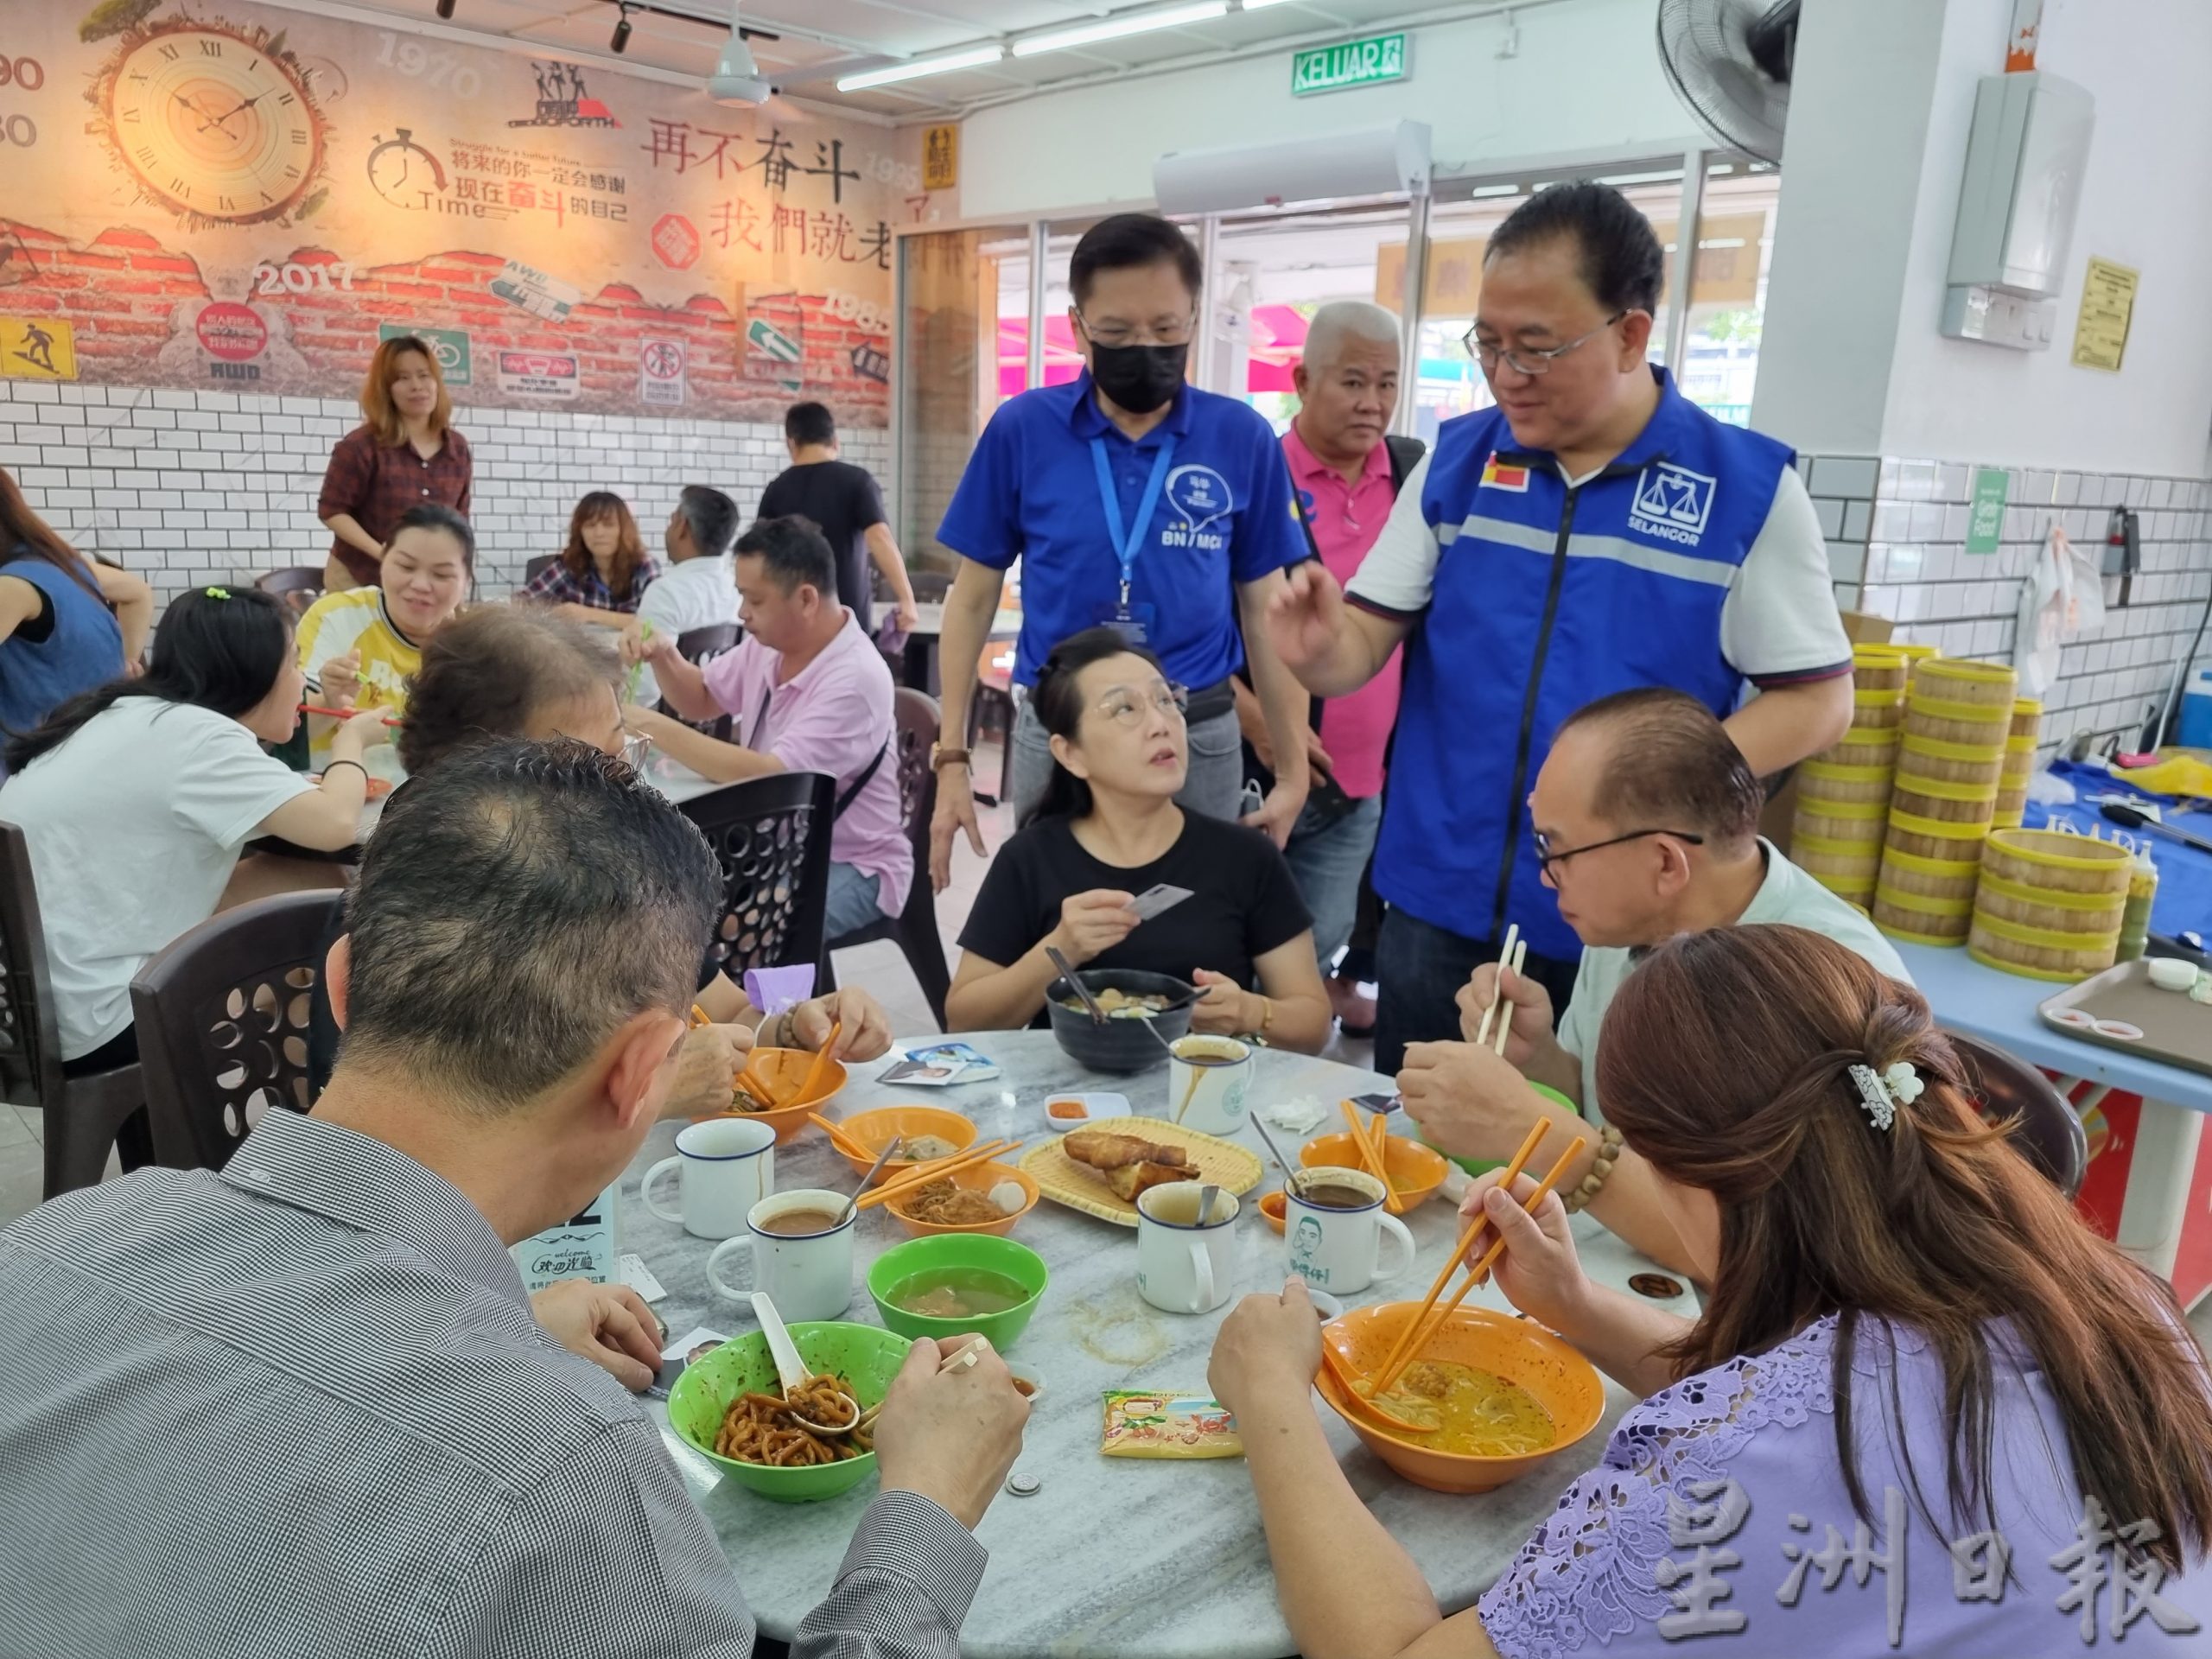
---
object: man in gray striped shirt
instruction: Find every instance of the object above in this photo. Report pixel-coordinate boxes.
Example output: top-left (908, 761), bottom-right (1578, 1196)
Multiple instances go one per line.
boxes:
top-left (0, 738), bottom-right (1030, 1659)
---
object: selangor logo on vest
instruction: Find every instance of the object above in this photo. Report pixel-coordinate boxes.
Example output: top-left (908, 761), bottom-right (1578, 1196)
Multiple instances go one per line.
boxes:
top-left (1628, 461), bottom-right (1718, 545)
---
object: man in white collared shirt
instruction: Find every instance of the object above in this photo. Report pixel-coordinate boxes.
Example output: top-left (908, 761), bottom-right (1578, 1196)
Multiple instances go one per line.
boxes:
top-left (630, 484), bottom-right (740, 707)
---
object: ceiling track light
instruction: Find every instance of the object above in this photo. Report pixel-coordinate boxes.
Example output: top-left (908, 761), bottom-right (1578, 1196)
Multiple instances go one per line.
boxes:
top-left (435, 0), bottom-right (456, 16)
top-left (611, 1), bottom-right (632, 53)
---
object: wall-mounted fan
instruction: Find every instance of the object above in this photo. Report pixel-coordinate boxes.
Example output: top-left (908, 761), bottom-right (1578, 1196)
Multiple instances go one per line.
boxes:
top-left (1656, 0), bottom-right (1800, 164)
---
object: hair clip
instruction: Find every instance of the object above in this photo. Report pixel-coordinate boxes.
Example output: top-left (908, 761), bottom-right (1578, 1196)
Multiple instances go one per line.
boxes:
top-left (203, 586), bottom-right (231, 600)
top-left (1847, 1063), bottom-right (1897, 1132)
top-left (1881, 1061), bottom-right (1924, 1106)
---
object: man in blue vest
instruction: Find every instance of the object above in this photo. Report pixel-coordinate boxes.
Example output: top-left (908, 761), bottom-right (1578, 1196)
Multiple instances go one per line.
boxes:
top-left (1265, 181), bottom-right (1854, 1071)
top-left (927, 213), bottom-right (1313, 891)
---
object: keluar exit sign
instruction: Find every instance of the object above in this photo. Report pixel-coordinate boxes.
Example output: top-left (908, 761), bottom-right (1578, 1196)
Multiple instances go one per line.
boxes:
top-left (1292, 32), bottom-right (1410, 96)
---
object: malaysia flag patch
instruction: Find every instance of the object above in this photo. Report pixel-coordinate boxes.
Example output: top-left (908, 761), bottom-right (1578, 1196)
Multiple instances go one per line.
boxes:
top-left (1479, 451), bottom-right (1531, 493)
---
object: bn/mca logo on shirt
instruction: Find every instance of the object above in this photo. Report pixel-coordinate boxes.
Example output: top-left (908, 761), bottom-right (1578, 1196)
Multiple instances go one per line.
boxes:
top-left (1628, 461), bottom-right (1718, 545)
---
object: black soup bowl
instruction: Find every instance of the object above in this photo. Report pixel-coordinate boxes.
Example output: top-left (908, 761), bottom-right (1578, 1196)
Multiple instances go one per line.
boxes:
top-left (1044, 969), bottom-right (1196, 1074)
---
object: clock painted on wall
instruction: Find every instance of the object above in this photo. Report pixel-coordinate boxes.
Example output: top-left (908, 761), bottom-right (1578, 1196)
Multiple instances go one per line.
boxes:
top-left (89, 16), bottom-right (331, 228)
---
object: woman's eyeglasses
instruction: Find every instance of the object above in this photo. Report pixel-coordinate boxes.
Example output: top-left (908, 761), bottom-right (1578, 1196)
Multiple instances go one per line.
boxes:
top-left (1096, 683), bottom-right (1190, 728)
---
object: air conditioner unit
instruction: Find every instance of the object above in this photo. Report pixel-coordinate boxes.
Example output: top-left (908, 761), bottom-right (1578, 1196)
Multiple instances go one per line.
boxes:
top-left (1153, 121), bottom-right (1431, 215)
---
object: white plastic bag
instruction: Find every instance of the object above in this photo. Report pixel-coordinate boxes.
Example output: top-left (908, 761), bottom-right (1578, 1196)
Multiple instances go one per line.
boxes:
top-left (2013, 523), bottom-right (2105, 698)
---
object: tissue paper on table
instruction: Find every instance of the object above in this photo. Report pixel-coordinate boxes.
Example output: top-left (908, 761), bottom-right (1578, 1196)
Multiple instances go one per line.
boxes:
top-left (1258, 1096), bottom-right (1328, 1135)
top-left (744, 967), bottom-right (815, 1018)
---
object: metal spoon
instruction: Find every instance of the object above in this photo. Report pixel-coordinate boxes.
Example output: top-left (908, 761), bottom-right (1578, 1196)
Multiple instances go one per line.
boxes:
top-left (1246, 1114), bottom-right (1317, 1198)
top-left (1195, 1182), bottom-right (1220, 1229)
top-left (751, 1292), bottom-right (860, 1435)
top-left (1045, 945), bottom-right (1106, 1024)
top-left (836, 1135), bottom-right (902, 1227)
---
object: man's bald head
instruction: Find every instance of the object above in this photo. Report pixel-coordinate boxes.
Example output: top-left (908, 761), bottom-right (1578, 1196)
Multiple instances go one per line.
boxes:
top-left (1553, 688), bottom-right (1763, 855)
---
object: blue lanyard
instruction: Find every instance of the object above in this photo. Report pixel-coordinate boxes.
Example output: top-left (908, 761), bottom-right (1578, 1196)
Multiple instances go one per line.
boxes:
top-left (1090, 436), bottom-right (1175, 604)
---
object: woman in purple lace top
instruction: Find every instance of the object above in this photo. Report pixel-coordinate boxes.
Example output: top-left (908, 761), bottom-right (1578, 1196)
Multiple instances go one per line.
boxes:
top-left (1212, 924), bottom-right (2212, 1657)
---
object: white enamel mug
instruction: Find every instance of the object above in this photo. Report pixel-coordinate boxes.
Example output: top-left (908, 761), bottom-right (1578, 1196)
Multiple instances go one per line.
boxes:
top-left (639, 1116), bottom-right (776, 1240)
top-left (1166, 1035), bottom-right (1255, 1135)
top-left (1284, 1165), bottom-right (1414, 1294)
top-left (1135, 1180), bottom-right (1240, 1314)
top-left (706, 1189), bottom-right (855, 1322)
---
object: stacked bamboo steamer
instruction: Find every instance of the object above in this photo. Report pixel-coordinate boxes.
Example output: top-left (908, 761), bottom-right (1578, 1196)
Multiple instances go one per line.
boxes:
top-left (1873, 656), bottom-right (2018, 944)
top-left (1993, 698), bottom-right (2042, 829)
top-left (1969, 829), bottom-right (2132, 979)
top-left (1793, 644), bottom-right (1909, 906)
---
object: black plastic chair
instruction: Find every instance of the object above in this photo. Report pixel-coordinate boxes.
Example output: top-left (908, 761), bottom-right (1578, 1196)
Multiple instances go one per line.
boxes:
top-left (254, 565), bottom-right (323, 619)
top-left (0, 823), bottom-right (151, 1198)
top-left (524, 555), bottom-right (560, 588)
top-left (822, 688), bottom-right (951, 1029)
top-left (1949, 1031), bottom-right (2088, 1200)
top-left (667, 622), bottom-right (741, 742)
top-left (129, 890), bottom-right (342, 1172)
top-left (681, 772), bottom-right (834, 982)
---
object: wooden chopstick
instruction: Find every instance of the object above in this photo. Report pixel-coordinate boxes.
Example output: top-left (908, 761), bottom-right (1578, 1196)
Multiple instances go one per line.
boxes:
top-left (1367, 1118), bottom-right (1548, 1393)
top-left (1474, 924), bottom-right (1520, 1047)
top-left (1491, 939), bottom-right (1529, 1058)
top-left (1370, 1136), bottom-right (1582, 1400)
top-left (807, 1113), bottom-right (874, 1160)
top-left (855, 1141), bottom-right (1017, 1211)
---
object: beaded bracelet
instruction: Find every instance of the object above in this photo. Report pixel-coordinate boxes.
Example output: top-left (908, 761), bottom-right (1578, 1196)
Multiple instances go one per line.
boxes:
top-left (1562, 1123), bottom-right (1625, 1214)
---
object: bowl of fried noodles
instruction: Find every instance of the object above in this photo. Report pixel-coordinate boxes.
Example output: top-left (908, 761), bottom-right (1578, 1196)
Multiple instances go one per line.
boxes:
top-left (882, 1158), bottom-right (1039, 1239)
top-left (667, 1321), bottom-right (912, 1502)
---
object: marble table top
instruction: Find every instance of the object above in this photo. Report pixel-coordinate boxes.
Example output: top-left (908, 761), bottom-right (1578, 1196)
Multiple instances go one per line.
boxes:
top-left (621, 1029), bottom-right (1699, 1659)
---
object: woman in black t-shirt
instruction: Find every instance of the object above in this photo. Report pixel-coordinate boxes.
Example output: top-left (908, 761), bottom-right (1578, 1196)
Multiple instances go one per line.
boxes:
top-left (949, 628), bottom-right (1329, 1051)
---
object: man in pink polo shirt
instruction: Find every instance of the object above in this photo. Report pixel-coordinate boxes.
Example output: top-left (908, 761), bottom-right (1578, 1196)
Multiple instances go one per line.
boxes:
top-left (1236, 302), bottom-right (1421, 1034)
top-left (630, 516), bottom-right (911, 941)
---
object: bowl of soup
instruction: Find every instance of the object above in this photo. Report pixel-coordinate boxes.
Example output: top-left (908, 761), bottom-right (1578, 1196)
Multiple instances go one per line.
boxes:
top-left (1314, 1303), bottom-right (1605, 1493)
top-left (1300, 1131), bottom-right (1451, 1211)
top-left (833, 1105), bottom-right (979, 1184)
top-left (1044, 969), bottom-right (1195, 1074)
top-left (867, 1234), bottom-right (1049, 1351)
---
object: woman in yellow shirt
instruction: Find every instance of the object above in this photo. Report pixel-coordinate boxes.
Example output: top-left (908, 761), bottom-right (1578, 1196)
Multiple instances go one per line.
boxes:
top-left (296, 503), bottom-right (472, 755)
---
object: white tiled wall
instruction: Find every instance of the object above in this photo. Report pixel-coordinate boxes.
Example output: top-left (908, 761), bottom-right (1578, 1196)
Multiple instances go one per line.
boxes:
top-left (1805, 453), bottom-right (2212, 756)
top-left (0, 381), bottom-right (888, 605)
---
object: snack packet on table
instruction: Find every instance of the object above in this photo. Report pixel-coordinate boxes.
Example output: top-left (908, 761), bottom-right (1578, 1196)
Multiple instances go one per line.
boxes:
top-left (1100, 1390), bottom-right (1243, 1459)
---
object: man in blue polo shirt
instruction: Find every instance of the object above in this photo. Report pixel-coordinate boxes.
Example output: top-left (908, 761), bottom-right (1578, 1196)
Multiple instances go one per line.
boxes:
top-left (1266, 181), bottom-right (1853, 1071)
top-left (926, 213), bottom-right (1313, 891)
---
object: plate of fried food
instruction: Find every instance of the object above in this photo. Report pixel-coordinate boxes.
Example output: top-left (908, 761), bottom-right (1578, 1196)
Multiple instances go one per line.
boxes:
top-left (1020, 1116), bottom-right (1264, 1227)
top-left (667, 1320), bottom-right (912, 1502)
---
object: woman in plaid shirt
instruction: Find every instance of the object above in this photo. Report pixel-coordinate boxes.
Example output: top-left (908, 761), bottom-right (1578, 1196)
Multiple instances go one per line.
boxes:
top-left (518, 491), bottom-right (662, 631)
top-left (316, 336), bottom-right (473, 593)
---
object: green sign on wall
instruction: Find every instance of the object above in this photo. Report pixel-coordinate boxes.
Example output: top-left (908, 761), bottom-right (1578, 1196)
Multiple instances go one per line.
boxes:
top-left (381, 323), bottom-right (471, 386)
top-left (1292, 32), bottom-right (1409, 96)
top-left (1966, 466), bottom-right (2010, 556)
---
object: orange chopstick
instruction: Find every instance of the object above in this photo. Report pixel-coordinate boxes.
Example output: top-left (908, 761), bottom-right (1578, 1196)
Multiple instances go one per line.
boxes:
top-left (796, 1020), bottom-right (841, 1106)
top-left (807, 1113), bottom-right (874, 1160)
top-left (1369, 1107), bottom-right (1403, 1214)
top-left (1368, 1118), bottom-right (1549, 1392)
top-left (1370, 1137), bottom-right (1583, 1400)
top-left (1340, 1100), bottom-right (1395, 1208)
top-left (855, 1140), bottom-right (1017, 1211)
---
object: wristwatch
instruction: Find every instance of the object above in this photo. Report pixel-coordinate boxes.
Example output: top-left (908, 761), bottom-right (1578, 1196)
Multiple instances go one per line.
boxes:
top-left (929, 744), bottom-right (972, 771)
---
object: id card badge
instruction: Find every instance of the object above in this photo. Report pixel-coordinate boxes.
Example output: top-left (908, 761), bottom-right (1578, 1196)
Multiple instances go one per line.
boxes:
top-left (1096, 600), bottom-right (1157, 645)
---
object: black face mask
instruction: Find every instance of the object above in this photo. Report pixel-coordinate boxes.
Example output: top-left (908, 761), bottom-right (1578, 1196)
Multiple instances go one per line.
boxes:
top-left (1088, 340), bottom-right (1188, 415)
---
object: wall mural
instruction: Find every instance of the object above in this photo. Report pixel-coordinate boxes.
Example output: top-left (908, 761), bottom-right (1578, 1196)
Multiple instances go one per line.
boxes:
top-left (0, 0), bottom-right (933, 423)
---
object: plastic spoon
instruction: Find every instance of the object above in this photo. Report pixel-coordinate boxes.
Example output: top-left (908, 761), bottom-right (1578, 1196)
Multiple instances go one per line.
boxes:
top-left (750, 1292), bottom-right (860, 1434)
